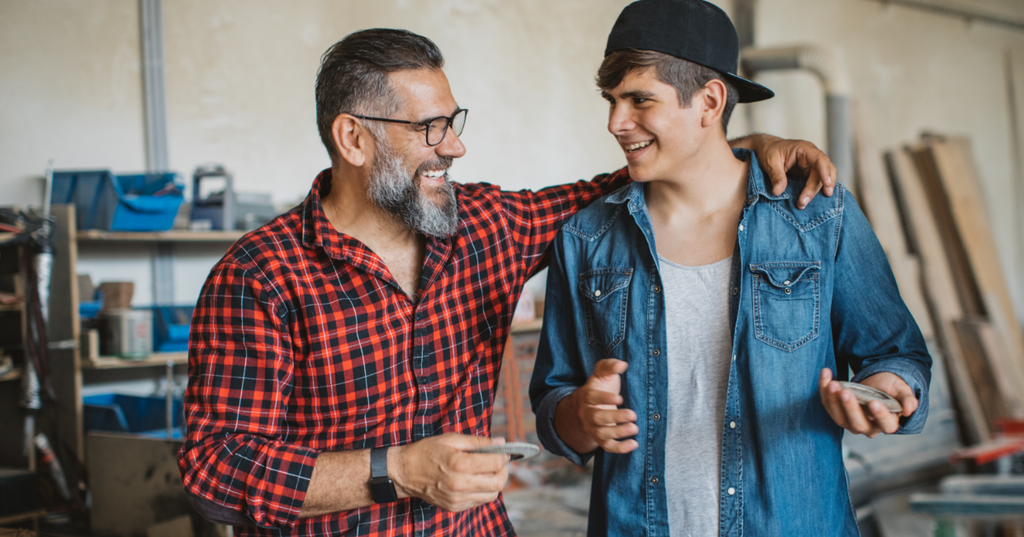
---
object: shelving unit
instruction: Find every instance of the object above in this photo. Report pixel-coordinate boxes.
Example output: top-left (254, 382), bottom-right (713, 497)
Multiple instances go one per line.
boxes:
top-left (0, 231), bottom-right (40, 530)
top-left (48, 205), bottom-right (239, 467)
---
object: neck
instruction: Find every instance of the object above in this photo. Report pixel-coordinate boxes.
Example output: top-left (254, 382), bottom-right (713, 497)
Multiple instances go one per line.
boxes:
top-left (321, 163), bottom-right (421, 250)
top-left (644, 135), bottom-right (748, 220)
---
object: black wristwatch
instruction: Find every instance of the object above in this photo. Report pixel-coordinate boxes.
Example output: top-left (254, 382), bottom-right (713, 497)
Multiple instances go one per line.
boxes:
top-left (369, 447), bottom-right (398, 504)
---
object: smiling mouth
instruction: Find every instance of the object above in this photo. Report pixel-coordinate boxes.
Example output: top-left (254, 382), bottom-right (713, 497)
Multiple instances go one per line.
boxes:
top-left (625, 141), bottom-right (652, 153)
top-left (421, 168), bottom-right (447, 180)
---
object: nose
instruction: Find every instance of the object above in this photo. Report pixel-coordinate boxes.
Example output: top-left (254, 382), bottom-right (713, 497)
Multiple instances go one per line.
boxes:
top-left (607, 103), bottom-right (635, 136)
top-left (437, 128), bottom-right (466, 159)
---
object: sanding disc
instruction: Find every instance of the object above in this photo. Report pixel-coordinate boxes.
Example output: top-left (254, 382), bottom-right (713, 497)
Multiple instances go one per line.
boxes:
top-left (835, 381), bottom-right (903, 413)
top-left (469, 442), bottom-right (541, 461)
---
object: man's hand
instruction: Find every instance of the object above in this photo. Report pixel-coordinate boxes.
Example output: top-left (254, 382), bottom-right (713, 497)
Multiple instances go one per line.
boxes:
top-left (555, 359), bottom-right (638, 454)
top-left (390, 434), bottom-right (510, 512)
top-left (730, 133), bottom-right (837, 209)
top-left (819, 368), bottom-right (918, 438)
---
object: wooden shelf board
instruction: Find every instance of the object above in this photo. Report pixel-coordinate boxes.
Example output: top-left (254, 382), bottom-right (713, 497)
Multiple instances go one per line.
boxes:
top-left (0, 509), bottom-right (46, 526)
top-left (510, 319), bottom-right (543, 334)
top-left (0, 302), bottom-right (23, 312)
top-left (82, 352), bottom-right (188, 369)
top-left (76, 229), bottom-right (244, 243)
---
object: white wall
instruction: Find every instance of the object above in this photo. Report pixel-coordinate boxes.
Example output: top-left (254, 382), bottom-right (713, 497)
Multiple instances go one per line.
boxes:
top-left (2, 0), bottom-right (1022, 318)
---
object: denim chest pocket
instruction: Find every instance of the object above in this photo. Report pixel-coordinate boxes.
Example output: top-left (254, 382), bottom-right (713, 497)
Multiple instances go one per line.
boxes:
top-left (579, 268), bottom-right (633, 355)
top-left (750, 261), bottom-right (821, 352)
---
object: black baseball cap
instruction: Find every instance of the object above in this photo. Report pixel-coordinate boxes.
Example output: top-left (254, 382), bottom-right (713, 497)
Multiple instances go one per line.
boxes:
top-left (605, 0), bottom-right (774, 103)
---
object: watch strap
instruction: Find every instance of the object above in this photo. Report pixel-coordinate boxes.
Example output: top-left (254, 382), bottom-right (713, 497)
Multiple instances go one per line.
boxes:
top-left (370, 447), bottom-right (389, 479)
top-left (369, 447), bottom-right (398, 503)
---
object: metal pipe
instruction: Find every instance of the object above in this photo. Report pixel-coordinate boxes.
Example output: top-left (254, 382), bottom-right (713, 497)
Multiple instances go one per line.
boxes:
top-left (741, 45), bottom-right (855, 194)
top-left (140, 0), bottom-right (169, 172)
top-left (866, 0), bottom-right (1024, 33)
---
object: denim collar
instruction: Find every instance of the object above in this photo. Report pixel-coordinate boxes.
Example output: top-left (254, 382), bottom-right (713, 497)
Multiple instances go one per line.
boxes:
top-left (604, 148), bottom-right (790, 211)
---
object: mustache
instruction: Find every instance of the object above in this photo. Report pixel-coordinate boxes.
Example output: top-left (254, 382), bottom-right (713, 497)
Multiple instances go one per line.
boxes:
top-left (414, 156), bottom-right (454, 179)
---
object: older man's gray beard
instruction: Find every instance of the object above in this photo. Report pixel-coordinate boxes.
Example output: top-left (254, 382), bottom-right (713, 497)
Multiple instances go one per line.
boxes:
top-left (367, 138), bottom-right (459, 238)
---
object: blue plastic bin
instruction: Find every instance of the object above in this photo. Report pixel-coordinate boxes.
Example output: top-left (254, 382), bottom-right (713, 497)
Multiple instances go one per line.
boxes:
top-left (83, 394), bottom-right (183, 439)
top-left (152, 305), bottom-right (194, 352)
top-left (51, 170), bottom-right (184, 231)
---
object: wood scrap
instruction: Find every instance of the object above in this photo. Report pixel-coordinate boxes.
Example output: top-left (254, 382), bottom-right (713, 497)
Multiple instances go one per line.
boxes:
top-left (919, 135), bottom-right (1024, 394)
top-left (908, 142), bottom-right (985, 316)
top-left (885, 148), bottom-right (990, 443)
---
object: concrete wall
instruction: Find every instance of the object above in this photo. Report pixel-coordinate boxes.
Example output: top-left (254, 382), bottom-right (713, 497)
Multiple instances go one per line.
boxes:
top-left (2, 0), bottom-right (1022, 317)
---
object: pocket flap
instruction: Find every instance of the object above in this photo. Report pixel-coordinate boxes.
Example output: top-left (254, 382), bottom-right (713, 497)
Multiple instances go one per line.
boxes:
top-left (578, 269), bottom-right (632, 303)
top-left (749, 261), bottom-right (819, 288)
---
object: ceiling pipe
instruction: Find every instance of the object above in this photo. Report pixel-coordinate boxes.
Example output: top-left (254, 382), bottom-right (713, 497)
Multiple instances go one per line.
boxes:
top-left (741, 45), bottom-right (855, 194)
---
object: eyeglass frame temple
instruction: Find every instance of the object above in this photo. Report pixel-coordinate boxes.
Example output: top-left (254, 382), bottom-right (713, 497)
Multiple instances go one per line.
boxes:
top-left (349, 108), bottom-right (468, 146)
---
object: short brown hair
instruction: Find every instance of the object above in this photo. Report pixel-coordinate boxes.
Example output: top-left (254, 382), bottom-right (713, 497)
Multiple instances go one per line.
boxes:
top-left (597, 49), bottom-right (738, 134)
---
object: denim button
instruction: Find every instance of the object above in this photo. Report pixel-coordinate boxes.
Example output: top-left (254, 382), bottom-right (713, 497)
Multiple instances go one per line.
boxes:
top-left (651, 476), bottom-right (659, 484)
top-left (594, 289), bottom-right (602, 297)
top-left (727, 487), bottom-right (736, 495)
top-left (732, 354), bottom-right (736, 361)
top-left (653, 286), bottom-right (661, 293)
top-left (738, 224), bottom-right (744, 232)
top-left (730, 421), bottom-right (736, 429)
top-left (653, 413), bottom-right (661, 421)
top-left (784, 288), bottom-right (792, 295)
top-left (732, 287), bottom-right (739, 296)
top-left (652, 349), bottom-right (660, 356)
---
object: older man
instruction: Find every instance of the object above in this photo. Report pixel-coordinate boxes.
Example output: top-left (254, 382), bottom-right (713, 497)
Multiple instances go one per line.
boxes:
top-left (178, 28), bottom-right (834, 536)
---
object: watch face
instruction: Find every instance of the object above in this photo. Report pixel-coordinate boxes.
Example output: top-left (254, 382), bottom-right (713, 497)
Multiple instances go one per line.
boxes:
top-left (370, 477), bottom-right (398, 504)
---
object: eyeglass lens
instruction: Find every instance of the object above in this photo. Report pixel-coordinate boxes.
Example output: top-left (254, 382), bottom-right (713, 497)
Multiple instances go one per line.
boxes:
top-left (426, 109), bottom-right (468, 145)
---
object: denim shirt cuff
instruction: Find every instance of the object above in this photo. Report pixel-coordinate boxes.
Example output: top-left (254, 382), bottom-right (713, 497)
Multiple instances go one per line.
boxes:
top-left (850, 360), bottom-right (929, 434)
top-left (536, 386), bottom-right (592, 467)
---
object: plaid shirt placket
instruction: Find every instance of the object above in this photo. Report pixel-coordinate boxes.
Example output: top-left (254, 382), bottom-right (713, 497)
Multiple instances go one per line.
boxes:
top-left (179, 169), bottom-right (629, 536)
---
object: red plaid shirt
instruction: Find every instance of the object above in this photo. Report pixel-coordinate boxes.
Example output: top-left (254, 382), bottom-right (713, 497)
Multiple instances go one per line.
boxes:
top-left (178, 169), bottom-right (628, 536)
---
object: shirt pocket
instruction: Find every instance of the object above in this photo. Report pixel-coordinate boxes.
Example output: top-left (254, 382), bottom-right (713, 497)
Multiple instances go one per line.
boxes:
top-left (750, 261), bottom-right (821, 352)
top-left (578, 268), bottom-right (633, 356)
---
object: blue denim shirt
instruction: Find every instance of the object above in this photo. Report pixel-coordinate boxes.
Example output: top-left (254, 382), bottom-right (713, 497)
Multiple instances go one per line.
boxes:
top-left (529, 150), bottom-right (931, 537)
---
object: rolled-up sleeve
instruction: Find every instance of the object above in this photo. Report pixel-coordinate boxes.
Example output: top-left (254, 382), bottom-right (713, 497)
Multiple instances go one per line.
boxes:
top-left (178, 261), bottom-right (319, 529)
top-left (832, 188), bottom-right (932, 434)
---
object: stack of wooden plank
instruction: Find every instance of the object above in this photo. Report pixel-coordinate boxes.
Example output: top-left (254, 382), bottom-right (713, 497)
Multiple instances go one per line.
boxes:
top-left (856, 129), bottom-right (1024, 445)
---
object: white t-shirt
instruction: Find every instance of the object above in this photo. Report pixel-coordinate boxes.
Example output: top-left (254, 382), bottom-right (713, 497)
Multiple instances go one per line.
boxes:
top-left (659, 255), bottom-right (734, 537)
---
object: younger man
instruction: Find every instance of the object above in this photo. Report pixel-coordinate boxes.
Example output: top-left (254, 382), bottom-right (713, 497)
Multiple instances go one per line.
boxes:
top-left (529, 1), bottom-right (931, 535)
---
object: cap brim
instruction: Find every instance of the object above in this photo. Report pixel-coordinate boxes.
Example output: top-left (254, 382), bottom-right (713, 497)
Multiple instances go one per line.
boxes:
top-left (724, 73), bottom-right (774, 103)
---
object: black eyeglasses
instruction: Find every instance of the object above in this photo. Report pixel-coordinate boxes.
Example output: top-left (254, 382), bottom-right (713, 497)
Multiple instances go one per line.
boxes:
top-left (351, 108), bottom-right (468, 146)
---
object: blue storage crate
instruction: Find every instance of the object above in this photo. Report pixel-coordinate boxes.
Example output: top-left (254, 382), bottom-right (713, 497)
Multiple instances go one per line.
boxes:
top-left (51, 170), bottom-right (184, 231)
top-left (79, 300), bottom-right (102, 319)
top-left (83, 394), bottom-right (183, 439)
top-left (152, 305), bottom-right (194, 352)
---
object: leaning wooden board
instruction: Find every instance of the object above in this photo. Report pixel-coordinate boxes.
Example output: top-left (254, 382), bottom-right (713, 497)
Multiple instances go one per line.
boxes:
top-left (886, 149), bottom-right (991, 442)
top-left (852, 103), bottom-right (934, 339)
top-left (923, 136), bottom-right (1024, 395)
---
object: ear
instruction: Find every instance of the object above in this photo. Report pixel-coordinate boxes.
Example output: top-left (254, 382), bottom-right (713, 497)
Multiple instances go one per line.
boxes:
top-left (699, 79), bottom-right (728, 130)
top-left (331, 114), bottom-right (372, 167)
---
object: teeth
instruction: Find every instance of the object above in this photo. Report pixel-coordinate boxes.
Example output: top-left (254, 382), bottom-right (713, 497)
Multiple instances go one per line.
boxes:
top-left (423, 169), bottom-right (446, 178)
top-left (626, 141), bottom-right (652, 152)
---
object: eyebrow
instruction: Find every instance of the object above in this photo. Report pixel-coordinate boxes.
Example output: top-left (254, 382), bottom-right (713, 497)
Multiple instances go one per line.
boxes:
top-left (601, 89), bottom-right (656, 101)
top-left (416, 106), bottom-right (461, 124)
